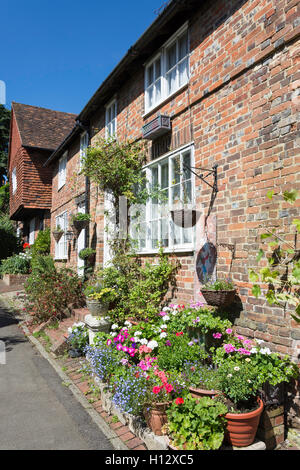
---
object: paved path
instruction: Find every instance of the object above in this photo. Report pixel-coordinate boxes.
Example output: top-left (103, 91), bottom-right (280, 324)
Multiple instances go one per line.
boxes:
top-left (0, 305), bottom-right (114, 450)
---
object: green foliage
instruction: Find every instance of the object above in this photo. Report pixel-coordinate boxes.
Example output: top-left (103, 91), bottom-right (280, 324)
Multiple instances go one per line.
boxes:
top-left (202, 278), bottom-right (235, 291)
top-left (79, 247), bottom-right (96, 260)
top-left (249, 190), bottom-right (300, 323)
top-left (216, 360), bottom-right (261, 407)
top-left (182, 362), bottom-right (222, 391)
top-left (0, 214), bottom-right (21, 261)
top-left (0, 183), bottom-right (9, 214)
top-left (0, 251), bottom-right (31, 274)
top-left (71, 212), bottom-right (91, 222)
top-left (81, 136), bottom-right (148, 209)
top-left (98, 243), bottom-right (179, 323)
top-left (166, 395), bottom-right (227, 450)
top-left (30, 254), bottom-right (56, 275)
top-left (31, 228), bottom-right (51, 256)
top-left (24, 261), bottom-right (84, 323)
top-left (157, 334), bottom-right (208, 372)
top-left (67, 322), bottom-right (89, 353)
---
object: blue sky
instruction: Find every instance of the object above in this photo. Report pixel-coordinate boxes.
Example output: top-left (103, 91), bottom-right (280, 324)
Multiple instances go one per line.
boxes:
top-left (1, 0), bottom-right (167, 115)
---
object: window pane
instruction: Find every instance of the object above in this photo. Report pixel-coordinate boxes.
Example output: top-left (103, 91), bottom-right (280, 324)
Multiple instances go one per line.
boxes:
top-left (171, 220), bottom-right (181, 245)
top-left (183, 226), bottom-right (192, 244)
top-left (179, 32), bottom-right (188, 60)
top-left (182, 180), bottom-right (192, 204)
top-left (161, 161), bottom-right (169, 189)
top-left (166, 43), bottom-right (176, 71)
top-left (155, 58), bottom-right (161, 79)
top-left (171, 156), bottom-right (180, 185)
top-left (171, 184), bottom-right (181, 206)
top-left (151, 220), bottom-right (158, 249)
top-left (147, 64), bottom-right (154, 86)
top-left (161, 219), bottom-right (169, 247)
top-left (167, 68), bottom-right (177, 94)
top-left (155, 78), bottom-right (161, 103)
top-left (147, 85), bottom-right (154, 108)
top-left (179, 57), bottom-right (188, 86)
top-left (182, 151), bottom-right (191, 180)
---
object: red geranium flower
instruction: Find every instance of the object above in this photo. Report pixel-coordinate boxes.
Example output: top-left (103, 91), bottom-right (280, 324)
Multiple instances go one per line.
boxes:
top-left (23, 242), bottom-right (30, 249)
top-left (175, 397), bottom-right (184, 405)
top-left (176, 332), bottom-right (183, 336)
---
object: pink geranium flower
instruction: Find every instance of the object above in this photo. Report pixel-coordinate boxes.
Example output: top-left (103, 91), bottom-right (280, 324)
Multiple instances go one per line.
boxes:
top-left (223, 343), bottom-right (236, 353)
top-left (213, 332), bottom-right (222, 339)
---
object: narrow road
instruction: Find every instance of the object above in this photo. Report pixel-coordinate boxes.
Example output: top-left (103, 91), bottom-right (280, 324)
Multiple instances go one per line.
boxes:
top-left (0, 305), bottom-right (114, 450)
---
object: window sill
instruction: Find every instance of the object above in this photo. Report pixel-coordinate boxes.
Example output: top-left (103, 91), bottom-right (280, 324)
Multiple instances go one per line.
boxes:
top-left (142, 82), bottom-right (189, 120)
top-left (54, 258), bottom-right (67, 262)
top-left (136, 247), bottom-right (194, 256)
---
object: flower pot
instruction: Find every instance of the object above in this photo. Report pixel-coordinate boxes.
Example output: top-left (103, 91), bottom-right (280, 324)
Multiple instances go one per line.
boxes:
top-left (189, 386), bottom-right (221, 400)
top-left (170, 209), bottom-right (199, 228)
top-left (52, 230), bottom-right (64, 242)
top-left (225, 397), bottom-right (264, 447)
top-left (86, 299), bottom-right (109, 317)
top-left (144, 402), bottom-right (171, 436)
top-left (200, 289), bottom-right (236, 307)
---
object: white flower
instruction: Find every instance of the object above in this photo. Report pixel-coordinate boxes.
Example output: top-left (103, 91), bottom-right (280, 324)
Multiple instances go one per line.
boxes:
top-left (256, 339), bottom-right (264, 344)
top-left (227, 374), bottom-right (232, 378)
top-left (163, 307), bottom-right (170, 312)
top-left (234, 366), bottom-right (240, 371)
top-left (260, 347), bottom-right (271, 355)
top-left (67, 327), bottom-right (72, 333)
top-left (140, 338), bottom-right (148, 345)
top-left (134, 331), bottom-right (142, 336)
top-left (111, 332), bottom-right (117, 337)
top-left (250, 347), bottom-right (258, 354)
top-left (147, 340), bottom-right (158, 349)
top-left (160, 324), bottom-right (167, 329)
top-left (124, 321), bottom-right (132, 327)
top-left (163, 315), bottom-right (170, 321)
top-left (160, 332), bottom-right (167, 338)
top-left (111, 324), bottom-right (118, 330)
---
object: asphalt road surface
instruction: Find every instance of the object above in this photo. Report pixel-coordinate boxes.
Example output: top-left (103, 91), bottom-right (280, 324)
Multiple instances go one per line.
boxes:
top-left (0, 305), bottom-right (114, 450)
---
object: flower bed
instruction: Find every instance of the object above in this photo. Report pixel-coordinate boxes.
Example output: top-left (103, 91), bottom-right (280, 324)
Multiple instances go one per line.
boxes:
top-left (66, 301), bottom-right (299, 450)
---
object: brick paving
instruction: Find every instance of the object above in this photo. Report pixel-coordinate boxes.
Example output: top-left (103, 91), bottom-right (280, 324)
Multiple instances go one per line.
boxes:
top-left (57, 355), bottom-right (148, 450)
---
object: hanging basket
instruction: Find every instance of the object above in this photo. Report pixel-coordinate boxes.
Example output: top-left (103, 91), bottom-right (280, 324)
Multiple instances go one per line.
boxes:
top-left (200, 289), bottom-right (236, 307)
top-left (170, 209), bottom-right (199, 228)
top-left (71, 219), bottom-right (89, 237)
top-left (52, 230), bottom-right (64, 243)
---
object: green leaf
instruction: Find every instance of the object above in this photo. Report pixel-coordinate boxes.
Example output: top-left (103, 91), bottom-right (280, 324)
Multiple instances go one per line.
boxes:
top-left (266, 190), bottom-right (274, 200)
top-left (252, 284), bottom-right (261, 298)
top-left (283, 190), bottom-right (298, 203)
top-left (249, 269), bottom-right (259, 282)
top-left (261, 233), bottom-right (272, 240)
top-left (292, 219), bottom-right (300, 233)
top-left (256, 249), bottom-right (264, 262)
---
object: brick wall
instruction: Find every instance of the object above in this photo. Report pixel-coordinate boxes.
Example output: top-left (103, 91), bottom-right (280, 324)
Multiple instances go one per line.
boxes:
top-left (50, 0), bottom-right (300, 361)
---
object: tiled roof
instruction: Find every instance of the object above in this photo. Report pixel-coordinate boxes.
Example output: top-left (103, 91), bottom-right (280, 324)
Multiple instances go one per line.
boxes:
top-left (12, 102), bottom-right (76, 151)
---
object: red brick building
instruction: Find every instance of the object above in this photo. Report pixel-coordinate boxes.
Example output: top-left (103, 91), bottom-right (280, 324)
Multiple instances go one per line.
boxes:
top-left (8, 102), bottom-right (76, 244)
top-left (45, 0), bottom-right (299, 373)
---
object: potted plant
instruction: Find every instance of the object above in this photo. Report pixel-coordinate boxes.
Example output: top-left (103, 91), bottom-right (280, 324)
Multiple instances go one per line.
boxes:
top-left (216, 360), bottom-right (264, 447)
top-left (79, 247), bottom-right (96, 265)
top-left (143, 369), bottom-right (178, 436)
top-left (52, 225), bottom-right (64, 243)
top-left (71, 213), bottom-right (91, 235)
top-left (183, 361), bottom-right (222, 400)
top-left (84, 282), bottom-right (116, 317)
top-left (200, 278), bottom-right (236, 307)
top-left (166, 394), bottom-right (228, 450)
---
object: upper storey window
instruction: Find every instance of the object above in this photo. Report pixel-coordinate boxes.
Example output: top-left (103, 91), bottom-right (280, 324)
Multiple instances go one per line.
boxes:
top-left (58, 151), bottom-right (67, 190)
top-left (144, 23), bottom-right (189, 113)
top-left (105, 99), bottom-right (117, 138)
top-left (12, 167), bottom-right (17, 194)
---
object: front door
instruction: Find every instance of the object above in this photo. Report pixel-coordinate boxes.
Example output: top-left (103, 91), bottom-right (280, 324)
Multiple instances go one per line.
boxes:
top-left (77, 203), bottom-right (85, 276)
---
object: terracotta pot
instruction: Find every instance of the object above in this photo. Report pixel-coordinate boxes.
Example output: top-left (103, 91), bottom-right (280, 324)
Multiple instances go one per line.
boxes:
top-left (225, 397), bottom-right (264, 447)
top-left (189, 386), bottom-right (221, 400)
top-left (144, 402), bottom-right (171, 436)
top-left (200, 289), bottom-right (236, 307)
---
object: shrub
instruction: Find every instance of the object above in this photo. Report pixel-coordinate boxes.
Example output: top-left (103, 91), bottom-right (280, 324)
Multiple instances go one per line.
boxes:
top-left (0, 215), bottom-right (21, 261)
top-left (0, 251), bottom-right (31, 274)
top-left (31, 228), bottom-right (50, 256)
top-left (24, 262), bottom-right (84, 323)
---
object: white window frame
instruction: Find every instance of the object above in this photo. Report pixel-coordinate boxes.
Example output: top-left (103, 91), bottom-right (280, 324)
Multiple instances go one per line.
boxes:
top-left (55, 211), bottom-right (68, 260)
top-left (144, 22), bottom-right (189, 114)
top-left (12, 167), bottom-right (17, 194)
top-left (130, 143), bottom-right (195, 254)
top-left (105, 98), bottom-right (117, 138)
top-left (79, 132), bottom-right (88, 170)
top-left (29, 217), bottom-right (35, 245)
top-left (58, 151), bottom-right (67, 190)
